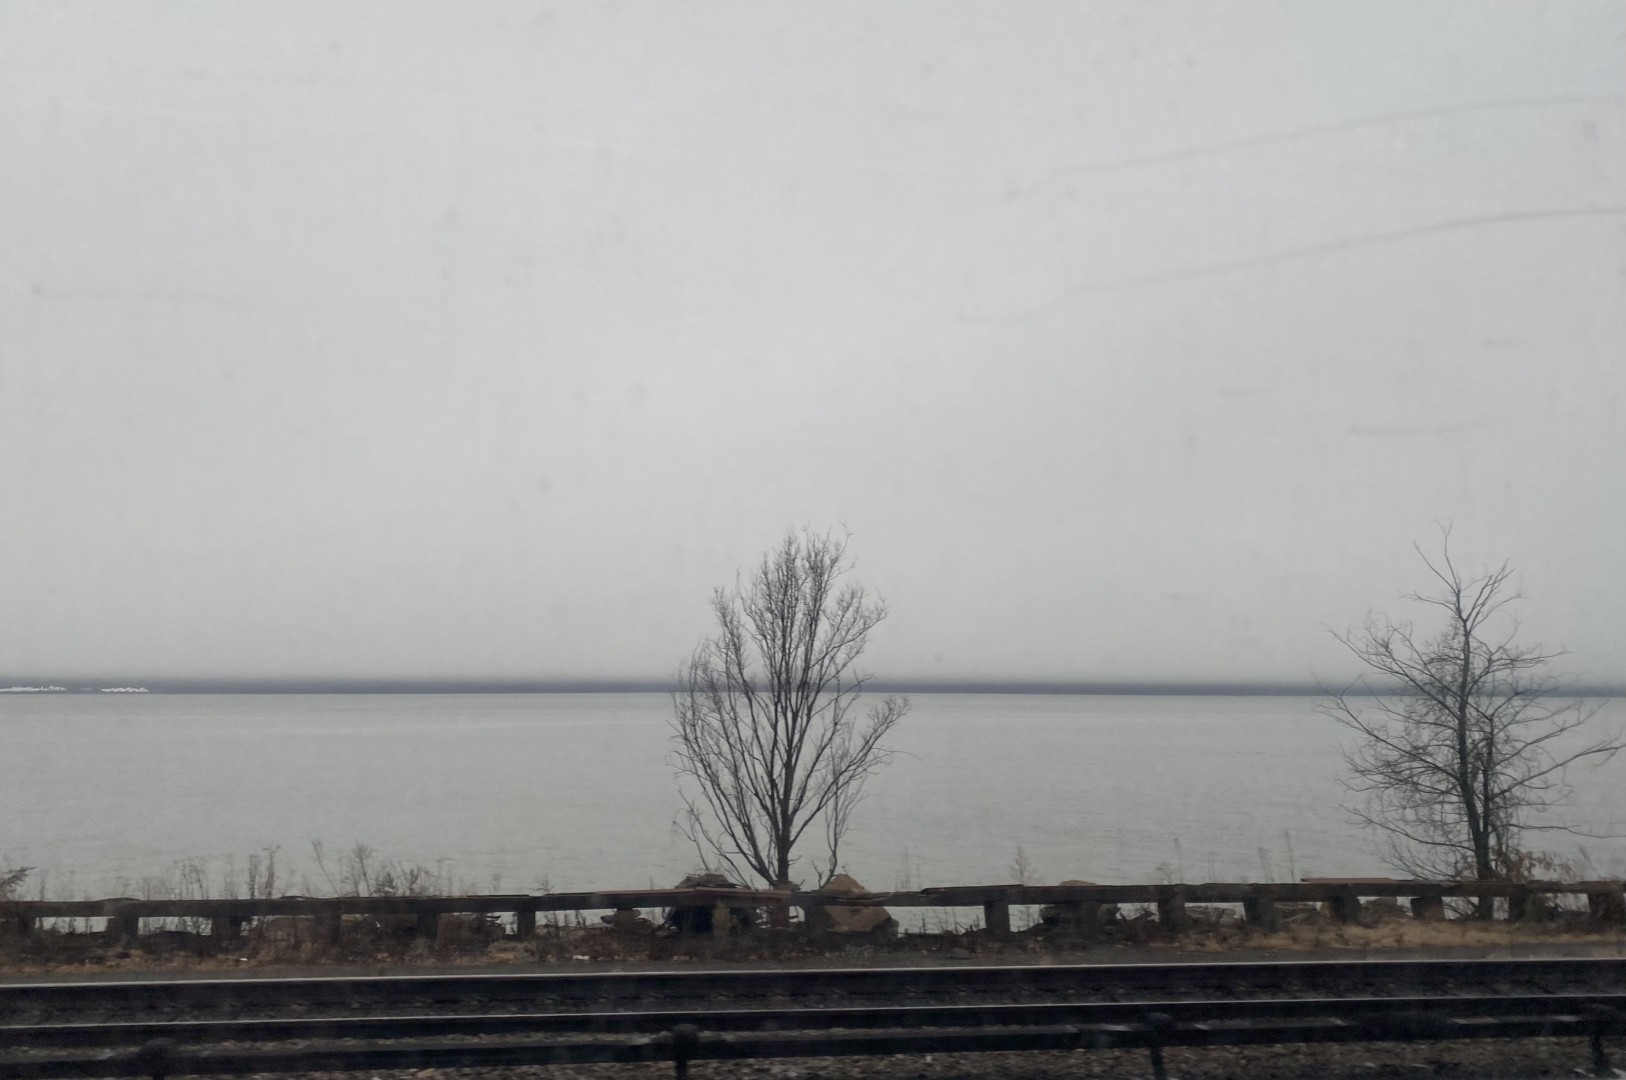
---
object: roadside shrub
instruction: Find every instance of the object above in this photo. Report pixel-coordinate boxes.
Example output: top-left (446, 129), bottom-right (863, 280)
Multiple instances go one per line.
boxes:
top-left (0, 868), bottom-right (29, 900)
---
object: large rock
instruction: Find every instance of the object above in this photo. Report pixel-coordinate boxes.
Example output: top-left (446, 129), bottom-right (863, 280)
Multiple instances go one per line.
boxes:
top-left (814, 874), bottom-right (896, 935)
top-left (1039, 880), bottom-right (1119, 930)
top-left (663, 873), bottom-right (757, 934)
top-left (600, 908), bottom-right (654, 933)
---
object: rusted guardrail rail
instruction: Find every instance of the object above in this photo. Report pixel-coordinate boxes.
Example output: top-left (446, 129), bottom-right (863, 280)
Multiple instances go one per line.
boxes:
top-left (819, 878), bottom-right (1626, 936)
top-left (2, 878), bottom-right (1622, 943)
top-left (0, 887), bottom-right (785, 943)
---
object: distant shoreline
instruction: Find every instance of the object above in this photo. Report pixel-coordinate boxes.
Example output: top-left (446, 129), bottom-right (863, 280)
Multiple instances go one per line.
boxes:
top-left (3, 680), bottom-right (1623, 697)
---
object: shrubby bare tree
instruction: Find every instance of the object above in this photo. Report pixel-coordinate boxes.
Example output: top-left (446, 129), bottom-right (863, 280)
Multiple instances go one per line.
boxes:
top-left (0, 867), bottom-right (29, 901)
top-left (1322, 533), bottom-right (1618, 911)
top-left (1008, 845), bottom-right (1040, 886)
top-left (671, 529), bottom-right (908, 889)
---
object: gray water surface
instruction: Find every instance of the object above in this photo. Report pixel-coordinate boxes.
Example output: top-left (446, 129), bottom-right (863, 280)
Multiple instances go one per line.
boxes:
top-left (2, 693), bottom-right (1622, 900)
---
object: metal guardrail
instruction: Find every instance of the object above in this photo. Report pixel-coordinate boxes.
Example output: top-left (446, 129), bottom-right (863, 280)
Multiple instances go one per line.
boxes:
top-left (4, 877), bottom-right (1623, 941)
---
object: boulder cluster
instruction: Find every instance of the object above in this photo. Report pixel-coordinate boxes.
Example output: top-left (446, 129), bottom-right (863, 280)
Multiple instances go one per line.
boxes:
top-left (632, 872), bottom-right (897, 937)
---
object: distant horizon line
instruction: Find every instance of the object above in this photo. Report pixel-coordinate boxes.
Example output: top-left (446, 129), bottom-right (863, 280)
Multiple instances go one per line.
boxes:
top-left (5, 677), bottom-right (1624, 697)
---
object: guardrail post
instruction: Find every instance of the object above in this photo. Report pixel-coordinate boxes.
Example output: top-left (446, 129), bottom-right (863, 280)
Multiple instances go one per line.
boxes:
top-left (983, 900), bottom-right (1011, 938)
top-left (6, 910), bottom-right (32, 938)
top-left (1144, 1011), bottom-right (1173, 1080)
top-left (1588, 886), bottom-right (1626, 925)
top-left (515, 908), bottom-right (536, 938)
top-left (416, 909), bottom-right (440, 942)
top-left (133, 1037), bottom-right (176, 1080)
top-left (711, 901), bottom-right (730, 940)
top-left (801, 900), bottom-right (828, 939)
top-left (1328, 889), bottom-right (1362, 923)
top-left (110, 908), bottom-right (140, 946)
top-left (670, 1023), bottom-right (700, 1080)
top-left (1585, 1004), bottom-right (1621, 1075)
top-left (1409, 893), bottom-right (1445, 920)
top-left (1507, 885), bottom-right (1536, 922)
top-left (767, 897), bottom-right (791, 928)
top-left (1243, 889), bottom-right (1279, 932)
top-left (317, 910), bottom-right (342, 945)
top-left (1156, 888), bottom-right (1189, 932)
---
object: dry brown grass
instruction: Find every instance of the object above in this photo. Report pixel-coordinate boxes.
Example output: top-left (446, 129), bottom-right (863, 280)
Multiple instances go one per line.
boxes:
top-left (1235, 915), bottom-right (1626, 953)
top-left (3, 891), bottom-right (1622, 976)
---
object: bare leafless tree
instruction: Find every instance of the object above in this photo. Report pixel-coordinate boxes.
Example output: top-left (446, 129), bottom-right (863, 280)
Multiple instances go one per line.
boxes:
top-left (671, 528), bottom-right (908, 889)
top-left (0, 866), bottom-right (29, 901)
top-left (1322, 532), bottom-right (1618, 913)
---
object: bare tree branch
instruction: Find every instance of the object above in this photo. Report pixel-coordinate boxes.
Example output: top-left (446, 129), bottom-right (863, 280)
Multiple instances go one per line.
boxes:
top-left (670, 528), bottom-right (909, 888)
top-left (1320, 528), bottom-right (1620, 915)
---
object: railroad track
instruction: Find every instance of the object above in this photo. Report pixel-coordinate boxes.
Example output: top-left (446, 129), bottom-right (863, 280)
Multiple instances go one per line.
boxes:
top-left (7, 957), bottom-right (1625, 1015)
top-left (2, 958), bottom-right (1623, 1078)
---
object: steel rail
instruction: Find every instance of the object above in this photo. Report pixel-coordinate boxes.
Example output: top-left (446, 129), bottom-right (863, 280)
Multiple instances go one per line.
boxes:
top-left (5, 992), bottom-right (1626, 1048)
top-left (2, 1004), bottom-right (1625, 1079)
top-left (3, 956), bottom-right (1623, 1013)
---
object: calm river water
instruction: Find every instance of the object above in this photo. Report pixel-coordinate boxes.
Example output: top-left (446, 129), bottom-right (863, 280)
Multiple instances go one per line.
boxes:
top-left (2, 693), bottom-right (1623, 901)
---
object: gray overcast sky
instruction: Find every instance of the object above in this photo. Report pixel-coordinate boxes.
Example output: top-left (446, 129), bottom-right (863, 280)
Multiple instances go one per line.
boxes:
top-left (2, 2), bottom-right (1623, 686)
